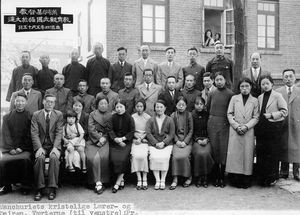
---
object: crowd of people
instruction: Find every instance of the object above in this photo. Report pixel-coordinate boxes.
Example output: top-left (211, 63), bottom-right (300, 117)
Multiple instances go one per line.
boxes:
top-left (1, 41), bottom-right (299, 202)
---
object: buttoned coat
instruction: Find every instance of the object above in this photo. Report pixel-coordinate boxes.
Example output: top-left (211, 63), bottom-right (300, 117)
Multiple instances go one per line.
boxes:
top-left (156, 61), bottom-right (183, 90)
top-left (276, 86), bottom-right (300, 162)
top-left (226, 94), bottom-right (259, 175)
top-left (137, 83), bottom-right (162, 116)
top-left (132, 58), bottom-right (158, 87)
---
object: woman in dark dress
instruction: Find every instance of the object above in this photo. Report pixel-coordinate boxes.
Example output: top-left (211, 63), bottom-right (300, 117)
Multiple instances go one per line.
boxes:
top-left (256, 75), bottom-right (288, 186)
top-left (109, 100), bottom-right (135, 193)
top-left (73, 99), bottom-right (89, 141)
top-left (207, 72), bottom-right (234, 188)
top-left (192, 96), bottom-right (214, 188)
top-left (85, 95), bottom-right (112, 194)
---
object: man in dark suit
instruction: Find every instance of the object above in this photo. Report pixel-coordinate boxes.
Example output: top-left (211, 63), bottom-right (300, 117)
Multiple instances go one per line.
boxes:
top-left (31, 93), bottom-right (63, 201)
top-left (108, 47), bottom-right (133, 93)
top-left (201, 72), bottom-right (216, 104)
top-left (10, 73), bottom-right (42, 115)
top-left (242, 52), bottom-right (269, 98)
top-left (158, 76), bottom-right (182, 116)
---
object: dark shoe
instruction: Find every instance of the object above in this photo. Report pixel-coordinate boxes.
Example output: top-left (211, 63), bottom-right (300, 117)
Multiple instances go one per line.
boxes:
top-left (112, 184), bottom-right (119, 193)
top-left (279, 174), bottom-right (288, 179)
top-left (202, 180), bottom-right (208, 188)
top-left (96, 186), bottom-right (105, 195)
top-left (183, 178), bottom-right (192, 188)
top-left (20, 188), bottom-right (30, 195)
top-left (213, 179), bottom-right (220, 187)
top-left (119, 180), bottom-right (125, 190)
top-left (169, 182), bottom-right (177, 190)
top-left (142, 181), bottom-right (148, 190)
top-left (136, 181), bottom-right (142, 190)
top-left (219, 179), bottom-right (226, 188)
top-left (34, 190), bottom-right (42, 201)
top-left (196, 180), bottom-right (202, 188)
top-left (0, 185), bottom-right (12, 195)
top-left (48, 188), bottom-right (56, 200)
top-left (294, 175), bottom-right (300, 181)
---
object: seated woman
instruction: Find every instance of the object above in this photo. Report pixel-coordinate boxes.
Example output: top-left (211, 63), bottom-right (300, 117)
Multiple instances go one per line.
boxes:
top-left (109, 100), bottom-right (135, 193)
top-left (226, 78), bottom-right (259, 188)
top-left (146, 100), bottom-right (175, 190)
top-left (169, 96), bottom-right (193, 190)
top-left (204, 29), bottom-right (215, 47)
top-left (131, 99), bottom-right (151, 190)
top-left (192, 96), bottom-right (214, 188)
top-left (0, 92), bottom-right (33, 195)
top-left (85, 96), bottom-right (112, 194)
top-left (256, 75), bottom-right (288, 186)
top-left (214, 33), bottom-right (221, 44)
top-left (73, 99), bottom-right (89, 141)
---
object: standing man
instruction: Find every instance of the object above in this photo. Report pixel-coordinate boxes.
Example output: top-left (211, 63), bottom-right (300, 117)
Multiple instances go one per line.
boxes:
top-left (86, 42), bottom-right (111, 96)
top-left (31, 93), bottom-right (63, 201)
top-left (10, 73), bottom-right (42, 115)
top-left (6, 50), bottom-right (38, 102)
top-left (0, 93), bottom-right (33, 195)
top-left (132, 45), bottom-right (158, 87)
top-left (182, 47), bottom-right (205, 91)
top-left (108, 47), bottom-right (133, 93)
top-left (157, 47), bottom-right (183, 90)
top-left (158, 76), bottom-right (182, 116)
top-left (242, 52), bottom-right (269, 98)
top-left (62, 49), bottom-right (86, 95)
top-left (46, 74), bottom-right (73, 114)
top-left (36, 54), bottom-right (58, 97)
top-left (118, 73), bottom-right (140, 115)
top-left (206, 42), bottom-right (233, 89)
top-left (181, 74), bottom-right (201, 112)
top-left (95, 78), bottom-right (119, 112)
top-left (201, 72), bottom-right (216, 103)
top-left (137, 68), bottom-right (162, 116)
top-left (277, 69), bottom-right (300, 181)
top-left (73, 79), bottom-right (95, 113)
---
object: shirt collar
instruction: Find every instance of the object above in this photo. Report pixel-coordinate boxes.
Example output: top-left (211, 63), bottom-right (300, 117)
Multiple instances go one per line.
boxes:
top-left (23, 88), bottom-right (31, 94)
top-left (251, 67), bottom-right (261, 73)
top-left (286, 85), bottom-right (294, 92)
top-left (145, 82), bottom-right (152, 89)
top-left (44, 109), bottom-right (52, 118)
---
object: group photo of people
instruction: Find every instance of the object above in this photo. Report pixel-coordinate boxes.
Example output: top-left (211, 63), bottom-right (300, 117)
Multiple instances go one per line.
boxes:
top-left (0, 40), bottom-right (299, 204)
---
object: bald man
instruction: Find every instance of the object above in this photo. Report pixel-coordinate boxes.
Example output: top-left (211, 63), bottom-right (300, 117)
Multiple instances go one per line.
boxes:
top-left (62, 49), bottom-right (87, 95)
top-left (86, 43), bottom-right (111, 96)
top-left (132, 45), bottom-right (158, 87)
top-left (46, 74), bottom-right (73, 113)
top-left (36, 54), bottom-right (58, 96)
top-left (242, 52), bottom-right (270, 98)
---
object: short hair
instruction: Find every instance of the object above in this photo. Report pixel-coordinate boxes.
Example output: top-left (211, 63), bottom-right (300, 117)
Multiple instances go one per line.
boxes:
top-left (167, 75), bottom-right (176, 81)
top-left (65, 110), bottom-right (78, 120)
top-left (185, 74), bottom-right (195, 80)
top-left (176, 96), bottom-right (187, 105)
top-left (214, 41), bottom-right (224, 46)
top-left (95, 95), bottom-right (109, 108)
top-left (44, 93), bottom-right (56, 100)
top-left (54, 73), bottom-right (64, 79)
top-left (195, 95), bottom-right (206, 105)
top-left (214, 72), bottom-right (226, 80)
top-left (237, 77), bottom-right (253, 90)
top-left (250, 52), bottom-right (262, 60)
top-left (21, 50), bottom-right (31, 57)
top-left (113, 99), bottom-right (127, 110)
top-left (135, 98), bottom-right (147, 111)
top-left (22, 73), bottom-right (34, 79)
top-left (260, 75), bottom-right (274, 85)
top-left (73, 98), bottom-right (85, 109)
top-left (282, 68), bottom-right (296, 75)
top-left (124, 72), bottom-right (133, 77)
top-left (154, 99), bottom-right (166, 110)
top-left (165, 47), bottom-right (176, 53)
top-left (203, 72), bottom-right (213, 79)
top-left (16, 92), bottom-right (28, 100)
top-left (78, 79), bottom-right (88, 86)
top-left (187, 47), bottom-right (198, 53)
top-left (100, 77), bottom-right (111, 83)
top-left (117, 47), bottom-right (127, 53)
top-left (143, 68), bottom-right (153, 75)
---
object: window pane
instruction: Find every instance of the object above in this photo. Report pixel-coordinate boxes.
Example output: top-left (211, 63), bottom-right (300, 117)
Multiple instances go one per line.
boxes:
top-left (258, 3), bottom-right (264, 10)
top-left (267, 37), bottom-right (275, 48)
top-left (267, 15), bottom-right (275, 26)
top-left (211, 0), bottom-right (217, 7)
top-left (226, 11), bottom-right (233, 21)
top-left (204, 0), bottom-right (210, 6)
top-left (143, 17), bottom-right (153, 30)
top-left (269, 4), bottom-right (275, 12)
top-left (155, 31), bottom-right (165, 43)
top-left (258, 14), bottom-right (265, 25)
top-left (263, 3), bottom-right (269, 11)
top-left (155, 18), bottom-right (165, 30)
top-left (143, 30), bottom-right (153, 43)
top-left (217, 0), bottom-right (223, 7)
top-left (143, 4), bottom-right (153, 17)
top-left (226, 23), bottom-right (233, 33)
top-left (267, 26), bottom-right (275, 37)
top-left (258, 26), bottom-right (266, 36)
top-left (155, 6), bottom-right (165, 18)
top-left (258, 37), bottom-right (266, 48)
top-left (226, 34), bottom-right (233, 45)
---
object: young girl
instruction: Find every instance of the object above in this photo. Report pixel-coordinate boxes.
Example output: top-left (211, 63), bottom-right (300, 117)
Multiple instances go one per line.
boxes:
top-left (192, 96), bottom-right (214, 188)
top-left (207, 72), bottom-right (234, 188)
top-left (170, 96), bottom-right (193, 190)
top-left (63, 111), bottom-right (86, 173)
top-left (131, 99), bottom-right (151, 190)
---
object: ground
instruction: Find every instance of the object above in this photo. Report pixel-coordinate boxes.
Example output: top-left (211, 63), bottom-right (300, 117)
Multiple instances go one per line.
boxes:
top-left (1, 178), bottom-right (300, 214)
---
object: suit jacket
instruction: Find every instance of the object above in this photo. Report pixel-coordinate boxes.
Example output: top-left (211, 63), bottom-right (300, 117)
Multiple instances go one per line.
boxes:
top-left (46, 87), bottom-right (73, 113)
top-left (137, 82), bottom-right (162, 116)
top-left (31, 109), bottom-right (64, 151)
top-left (276, 86), bottom-right (300, 162)
top-left (258, 90), bottom-right (288, 122)
top-left (158, 89), bottom-right (182, 116)
top-left (156, 62), bottom-right (183, 90)
top-left (108, 61), bottom-right (133, 92)
top-left (10, 88), bottom-right (42, 115)
top-left (242, 68), bottom-right (269, 98)
top-left (201, 85), bottom-right (216, 104)
top-left (132, 58), bottom-right (158, 87)
top-left (78, 111), bottom-right (89, 140)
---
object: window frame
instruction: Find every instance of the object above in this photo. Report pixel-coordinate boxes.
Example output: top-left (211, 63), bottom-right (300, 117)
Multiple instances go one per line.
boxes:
top-left (141, 0), bottom-right (169, 46)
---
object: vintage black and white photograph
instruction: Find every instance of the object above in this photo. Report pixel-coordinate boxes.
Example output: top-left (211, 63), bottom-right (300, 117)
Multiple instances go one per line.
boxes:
top-left (1, 0), bottom-right (300, 214)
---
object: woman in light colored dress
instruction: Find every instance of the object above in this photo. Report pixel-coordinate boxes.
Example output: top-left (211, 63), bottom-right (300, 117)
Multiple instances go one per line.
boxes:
top-left (131, 99), bottom-right (151, 190)
top-left (169, 96), bottom-right (193, 190)
top-left (146, 100), bottom-right (175, 190)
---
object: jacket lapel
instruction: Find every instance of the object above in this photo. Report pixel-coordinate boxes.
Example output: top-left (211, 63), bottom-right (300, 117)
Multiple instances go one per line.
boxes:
top-left (49, 111), bottom-right (56, 131)
top-left (289, 87), bottom-right (298, 104)
top-left (266, 91), bottom-right (276, 109)
top-left (39, 111), bottom-right (46, 133)
top-left (138, 59), bottom-right (145, 71)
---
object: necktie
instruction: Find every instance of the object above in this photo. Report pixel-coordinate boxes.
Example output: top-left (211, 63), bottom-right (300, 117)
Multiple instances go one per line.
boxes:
top-left (46, 113), bottom-right (50, 138)
top-left (288, 87), bottom-right (292, 99)
top-left (170, 91), bottom-right (174, 99)
top-left (147, 84), bottom-right (149, 91)
top-left (121, 62), bottom-right (124, 68)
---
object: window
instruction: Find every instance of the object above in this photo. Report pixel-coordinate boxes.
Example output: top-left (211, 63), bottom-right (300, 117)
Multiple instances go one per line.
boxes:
top-left (203, 0), bottom-right (234, 47)
top-left (257, 1), bottom-right (279, 49)
top-left (142, 0), bottom-right (168, 45)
